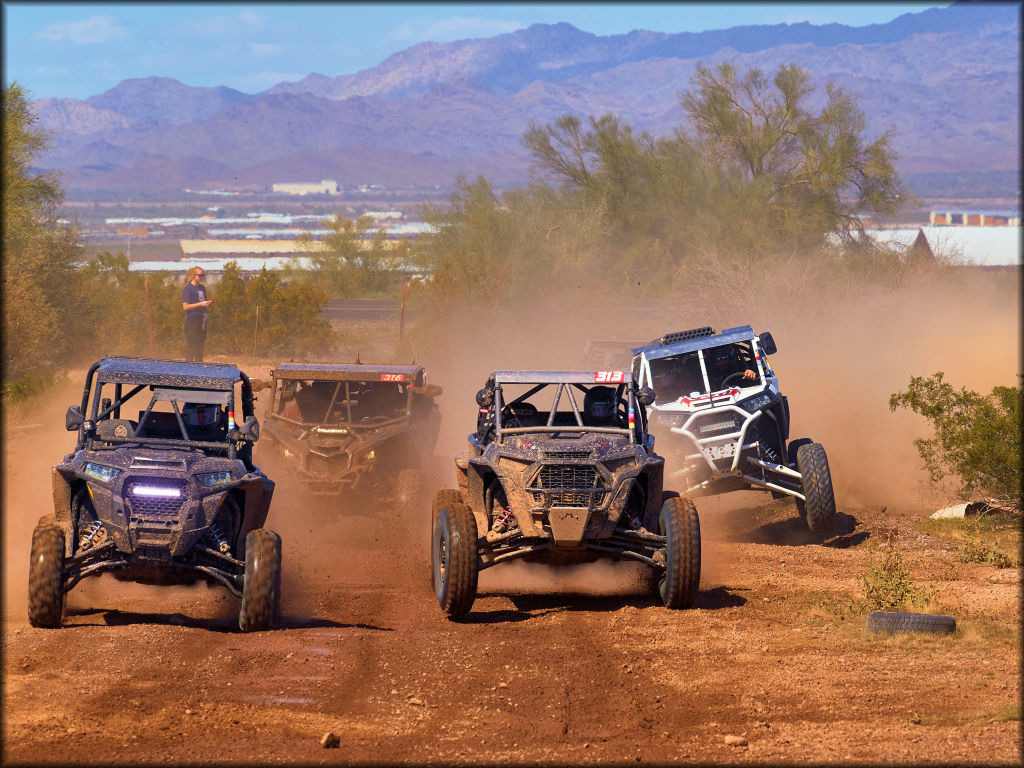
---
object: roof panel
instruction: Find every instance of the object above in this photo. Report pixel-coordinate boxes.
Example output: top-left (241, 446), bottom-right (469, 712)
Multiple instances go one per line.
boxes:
top-left (270, 362), bottom-right (425, 381)
top-left (632, 325), bottom-right (756, 360)
top-left (96, 356), bottom-right (242, 389)
top-left (494, 370), bottom-right (631, 384)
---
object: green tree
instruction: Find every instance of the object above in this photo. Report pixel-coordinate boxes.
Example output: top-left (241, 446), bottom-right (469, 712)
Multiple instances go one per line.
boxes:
top-left (2, 82), bottom-right (82, 379)
top-left (288, 214), bottom-right (402, 298)
top-left (207, 264), bottom-right (334, 358)
top-left (681, 61), bottom-right (907, 246)
top-left (889, 372), bottom-right (1022, 509)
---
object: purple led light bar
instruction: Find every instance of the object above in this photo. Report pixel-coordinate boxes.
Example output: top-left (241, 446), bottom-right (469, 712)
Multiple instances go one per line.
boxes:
top-left (131, 485), bottom-right (182, 498)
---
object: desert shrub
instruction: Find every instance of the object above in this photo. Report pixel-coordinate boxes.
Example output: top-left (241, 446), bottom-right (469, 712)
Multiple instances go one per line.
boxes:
top-left (859, 537), bottom-right (936, 611)
top-left (889, 372), bottom-right (1022, 509)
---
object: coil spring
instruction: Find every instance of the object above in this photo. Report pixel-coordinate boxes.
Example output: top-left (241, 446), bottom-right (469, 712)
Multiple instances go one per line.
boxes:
top-left (77, 520), bottom-right (107, 551)
top-left (491, 507), bottom-right (518, 533)
top-left (207, 519), bottom-right (232, 554)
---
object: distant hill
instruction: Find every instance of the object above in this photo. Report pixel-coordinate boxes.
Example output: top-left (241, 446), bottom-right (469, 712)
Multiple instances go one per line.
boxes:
top-left (31, 2), bottom-right (1020, 198)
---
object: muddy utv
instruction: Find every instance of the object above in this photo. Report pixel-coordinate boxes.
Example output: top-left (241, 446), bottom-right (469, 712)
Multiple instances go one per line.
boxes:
top-left (30, 356), bottom-right (279, 631)
top-left (430, 369), bottom-right (701, 617)
top-left (255, 363), bottom-right (441, 506)
top-left (632, 326), bottom-right (837, 534)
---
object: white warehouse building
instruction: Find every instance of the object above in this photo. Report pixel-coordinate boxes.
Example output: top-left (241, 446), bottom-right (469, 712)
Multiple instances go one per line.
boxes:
top-left (272, 179), bottom-right (339, 196)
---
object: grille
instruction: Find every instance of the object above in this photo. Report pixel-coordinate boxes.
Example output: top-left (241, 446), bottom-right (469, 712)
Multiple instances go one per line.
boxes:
top-left (308, 453), bottom-right (349, 478)
top-left (532, 464), bottom-right (601, 507)
top-left (126, 480), bottom-right (186, 534)
top-left (544, 451), bottom-right (591, 460)
top-left (693, 413), bottom-right (743, 437)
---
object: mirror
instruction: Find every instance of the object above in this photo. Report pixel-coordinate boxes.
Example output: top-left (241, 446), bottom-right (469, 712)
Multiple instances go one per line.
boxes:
top-left (637, 387), bottom-right (656, 407)
top-left (412, 383), bottom-right (443, 397)
top-left (66, 406), bottom-right (84, 431)
top-left (758, 332), bottom-right (777, 356)
top-left (475, 388), bottom-right (493, 407)
top-left (240, 416), bottom-right (260, 441)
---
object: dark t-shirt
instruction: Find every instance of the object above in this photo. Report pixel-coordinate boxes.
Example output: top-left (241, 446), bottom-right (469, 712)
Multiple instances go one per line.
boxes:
top-left (182, 282), bottom-right (207, 318)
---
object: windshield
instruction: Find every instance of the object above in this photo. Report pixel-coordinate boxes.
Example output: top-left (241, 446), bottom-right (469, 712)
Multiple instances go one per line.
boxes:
top-left (649, 341), bottom-right (760, 402)
top-left (273, 379), bottom-right (408, 425)
top-left (495, 381), bottom-right (640, 436)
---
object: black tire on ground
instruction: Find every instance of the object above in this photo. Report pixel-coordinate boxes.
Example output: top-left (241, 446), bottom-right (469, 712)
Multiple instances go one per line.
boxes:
top-left (796, 442), bottom-right (836, 534)
top-left (239, 529), bottom-right (282, 632)
top-left (658, 496), bottom-right (701, 609)
top-left (28, 517), bottom-right (65, 628)
top-left (395, 468), bottom-right (424, 508)
top-left (431, 501), bottom-right (478, 617)
top-left (431, 489), bottom-right (463, 527)
top-left (866, 611), bottom-right (956, 635)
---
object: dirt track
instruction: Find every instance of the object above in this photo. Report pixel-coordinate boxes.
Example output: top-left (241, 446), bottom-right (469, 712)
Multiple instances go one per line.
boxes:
top-left (3, 468), bottom-right (1020, 764)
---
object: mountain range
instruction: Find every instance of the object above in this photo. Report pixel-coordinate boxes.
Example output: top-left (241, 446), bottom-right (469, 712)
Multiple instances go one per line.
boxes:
top-left (32, 1), bottom-right (1020, 197)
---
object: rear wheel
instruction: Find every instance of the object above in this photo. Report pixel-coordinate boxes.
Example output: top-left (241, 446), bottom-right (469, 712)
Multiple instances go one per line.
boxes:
top-left (659, 497), bottom-right (701, 609)
top-left (797, 442), bottom-right (836, 534)
top-left (28, 516), bottom-right (65, 628)
top-left (239, 529), bottom-right (282, 632)
top-left (432, 501), bottom-right (478, 617)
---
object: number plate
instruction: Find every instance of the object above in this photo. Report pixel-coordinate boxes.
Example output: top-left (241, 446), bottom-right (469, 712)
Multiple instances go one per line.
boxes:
top-left (705, 443), bottom-right (736, 459)
top-left (594, 371), bottom-right (625, 383)
top-left (380, 373), bottom-right (405, 382)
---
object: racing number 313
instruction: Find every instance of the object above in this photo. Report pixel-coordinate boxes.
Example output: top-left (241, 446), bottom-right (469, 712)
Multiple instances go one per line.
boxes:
top-left (594, 371), bottom-right (624, 383)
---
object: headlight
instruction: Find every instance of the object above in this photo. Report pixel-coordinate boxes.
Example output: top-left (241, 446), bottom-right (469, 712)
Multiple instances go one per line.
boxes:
top-left (84, 462), bottom-right (121, 483)
top-left (698, 418), bottom-right (739, 435)
top-left (655, 414), bottom-right (685, 428)
top-left (739, 392), bottom-right (773, 413)
top-left (197, 471), bottom-right (234, 487)
top-left (314, 426), bottom-right (349, 435)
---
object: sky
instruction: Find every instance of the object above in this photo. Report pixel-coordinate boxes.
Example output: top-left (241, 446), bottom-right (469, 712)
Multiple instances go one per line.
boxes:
top-left (3, 2), bottom-right (952, 101)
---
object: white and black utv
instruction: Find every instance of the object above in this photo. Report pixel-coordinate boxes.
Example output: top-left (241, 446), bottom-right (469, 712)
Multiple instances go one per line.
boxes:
top-left (632, 326), bottom-right (836, 535)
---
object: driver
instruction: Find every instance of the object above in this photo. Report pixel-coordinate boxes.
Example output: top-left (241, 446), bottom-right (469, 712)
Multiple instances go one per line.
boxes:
top-left (183, 403), bottom-right (225, 438)
top-left (583, 385), bottom-right (618, 427)
top-left (707, 345), bottom-right (757, 390)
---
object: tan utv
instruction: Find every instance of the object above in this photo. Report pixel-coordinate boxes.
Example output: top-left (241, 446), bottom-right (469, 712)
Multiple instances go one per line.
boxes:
top-left (430, 369), bottom-right (701, 618)
top-left (254, 363), bottom-right (441, 507)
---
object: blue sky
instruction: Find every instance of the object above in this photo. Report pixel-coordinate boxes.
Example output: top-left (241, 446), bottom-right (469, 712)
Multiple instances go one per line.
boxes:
top-left (3, 2), bottom-right (950, 100)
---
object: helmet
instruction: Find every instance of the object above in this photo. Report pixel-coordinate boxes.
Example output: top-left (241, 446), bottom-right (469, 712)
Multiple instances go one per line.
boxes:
top-left (584, 385), bottom-right (617, 426)
top-left (710, 345), bottom-right (737, 369)
top-left (183, 403), bottom-right (221, 427)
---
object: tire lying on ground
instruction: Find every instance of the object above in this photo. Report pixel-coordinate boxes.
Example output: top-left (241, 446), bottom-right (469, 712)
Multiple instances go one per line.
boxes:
top-left (866, 611), bottom-right (956, 635)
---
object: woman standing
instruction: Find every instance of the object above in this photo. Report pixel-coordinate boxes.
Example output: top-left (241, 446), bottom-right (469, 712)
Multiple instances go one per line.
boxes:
top-left (181, 266), bottom-right (213, 362)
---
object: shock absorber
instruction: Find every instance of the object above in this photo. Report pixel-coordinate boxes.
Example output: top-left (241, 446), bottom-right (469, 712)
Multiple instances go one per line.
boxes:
top-left (206, 518), bottom-right (232, 554)
top-left (77, 520), bottom-right (107, 552)
top-left (491, 506), bottom-right (517, 533)
top-left (623, 507), bottom-right (642, 530)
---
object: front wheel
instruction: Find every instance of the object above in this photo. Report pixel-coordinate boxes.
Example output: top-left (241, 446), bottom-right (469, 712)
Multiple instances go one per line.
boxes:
top-left (797, 442), bottom-right (836, 534)
top-left (659, 497), bottom-right (701, 609)
top-left (28, 516), bottom-right (65, 628)
top-left (432, 502), bottom-right (478, 617)
top-left (239, 529), bottom-right (282, 632)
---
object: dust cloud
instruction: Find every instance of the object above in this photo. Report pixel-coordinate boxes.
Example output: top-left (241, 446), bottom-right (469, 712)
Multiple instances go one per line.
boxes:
top-left (2, 265), bottom-right (1018, 620)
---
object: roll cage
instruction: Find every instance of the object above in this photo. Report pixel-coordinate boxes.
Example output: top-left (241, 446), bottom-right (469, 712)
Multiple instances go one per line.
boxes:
top-left (68, 356), bottom-right (256, 459)
top-left (487, 370), bottom-right (648, 444)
